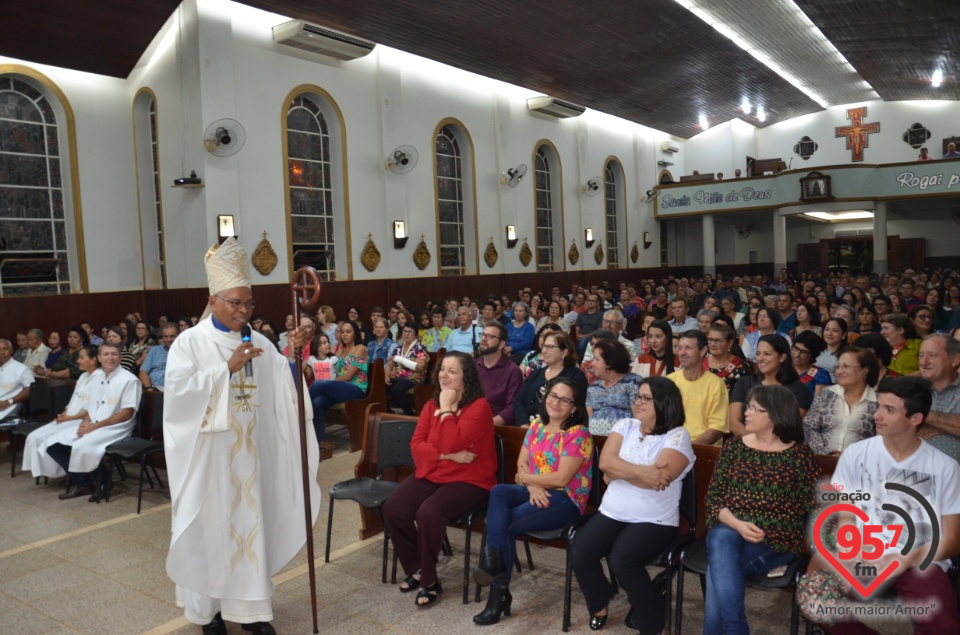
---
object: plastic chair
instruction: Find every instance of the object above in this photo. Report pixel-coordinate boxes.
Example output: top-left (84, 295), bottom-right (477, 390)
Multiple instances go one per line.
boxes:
top-left (105, 390), bottom-right (165, 512)
top-left (324, 418), bottom-right (416, 583)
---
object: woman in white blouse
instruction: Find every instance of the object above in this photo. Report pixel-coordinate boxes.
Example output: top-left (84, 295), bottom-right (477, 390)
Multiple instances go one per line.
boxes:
top-left (803, 347), bottom-right (880, 455)
top-left (571, 376), bottom-right (695, 633)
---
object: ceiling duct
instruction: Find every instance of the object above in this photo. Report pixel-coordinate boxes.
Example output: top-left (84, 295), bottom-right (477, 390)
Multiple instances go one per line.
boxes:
top-left (273, 20), bottom-right (375, 60)
top-left (526, 96), bottom-right (585, 119)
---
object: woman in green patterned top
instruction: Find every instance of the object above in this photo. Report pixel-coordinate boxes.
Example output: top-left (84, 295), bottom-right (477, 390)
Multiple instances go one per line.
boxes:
top-left (41, 327), bottom-right (89, 380)
top-left (308, 320), bottom-right (368, 449)
top-left (703, 384), bottom-right (820, 635)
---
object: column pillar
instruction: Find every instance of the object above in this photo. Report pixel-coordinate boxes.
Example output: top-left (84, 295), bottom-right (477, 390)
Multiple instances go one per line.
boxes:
top-left (702, 214), bottom-right (716, 276)
top-left (773, 208), bottom-right (787, 276)
top-left (873, 201), bottom-right (888, 276)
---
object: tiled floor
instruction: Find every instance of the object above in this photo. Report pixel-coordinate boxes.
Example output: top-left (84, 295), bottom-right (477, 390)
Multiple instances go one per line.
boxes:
top-left (1, 423), bottom-right (897, 635)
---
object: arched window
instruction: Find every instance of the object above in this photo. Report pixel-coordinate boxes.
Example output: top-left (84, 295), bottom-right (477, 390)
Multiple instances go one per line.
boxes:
top-left (436, 125), bottom-right (464, 276)
top-left (133, 89), bottom-right (165, 288)
top-left (604, 158), bottom-right (625, 269)
top-left (435, 121), bottom-right (476, 276)
top-left (0, 75), bottom-right (75, 296)
top-left (286, 93), bottom-right (342, 281)
top-left (534, 143), bottom-right (563, 272)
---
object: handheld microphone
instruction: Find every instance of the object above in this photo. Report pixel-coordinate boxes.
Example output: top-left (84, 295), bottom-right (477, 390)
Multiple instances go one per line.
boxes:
top-left (241, 325), bottom-right (254, 378)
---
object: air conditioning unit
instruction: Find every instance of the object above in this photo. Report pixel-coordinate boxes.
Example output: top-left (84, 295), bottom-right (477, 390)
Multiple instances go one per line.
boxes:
top-left (834, 229), bottom-right (873, 238)
top-left (272, 20), bottom-right (375, 61)
top-left (526, 96), bottom-right (586, 119)
top-left (660, 140), bottom-right (680, 153)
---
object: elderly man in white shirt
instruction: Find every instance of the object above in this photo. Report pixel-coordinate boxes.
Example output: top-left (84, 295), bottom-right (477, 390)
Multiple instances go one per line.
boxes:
top-left (0, 339), bottom-right (34, 419)
top-left (24, 328), bottom-right (51, 377)
top-left (582, 310), bottom-right (637, 362)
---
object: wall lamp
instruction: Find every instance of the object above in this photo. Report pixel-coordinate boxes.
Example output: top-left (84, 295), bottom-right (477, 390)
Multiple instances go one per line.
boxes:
top-left (585, 228), bottom-right (595, 248)
top-left (506, 225), bottom-right (518, 249)
top-left (217, 214), bottom-right (235, 244)
top-left (393, 220), bottom-right (409, 249)
top-left (643, 231), bottom-right (653, 249)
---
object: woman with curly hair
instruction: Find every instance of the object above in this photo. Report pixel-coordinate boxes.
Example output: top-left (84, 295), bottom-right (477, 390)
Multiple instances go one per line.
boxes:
top-left (382, 351), bottom-right (498, 609)
top-left (472, 376), bottom-right (593, 625)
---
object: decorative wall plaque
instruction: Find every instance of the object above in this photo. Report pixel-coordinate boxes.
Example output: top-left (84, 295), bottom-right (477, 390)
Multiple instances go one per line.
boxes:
top-left (630, 242), bottom-right (639, 264)
top-left (251, 231), bottom-right (278, 275)
top-left (360, 233), bottom-right (381, 272)
top-left (594, 242), bottom-right (604, 266)
top-left (518, 238), bottom-right (532, 267)
top-left (902, 123), bottom-right (931, 148)
top-left (483, 237), bottom-right (498, 268)
top-left (568, 240), bottom-right (580, 265)
top-left (413, 235), bottom-right (431, 270)
top-left (792, 135), bottom-right (819, 160)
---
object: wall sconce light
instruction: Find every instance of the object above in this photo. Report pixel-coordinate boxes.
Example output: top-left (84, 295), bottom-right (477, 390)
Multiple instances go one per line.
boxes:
top-left (506, 225), bottom-right (518, 249)
top-left (585, 228), bottom-right (595, 248)
top-left (393, 220), bottom-right (409, 249)
top-left (643, 231), bottom-right (653, 249)
top-left (217, 214), bottom-right (235, 244)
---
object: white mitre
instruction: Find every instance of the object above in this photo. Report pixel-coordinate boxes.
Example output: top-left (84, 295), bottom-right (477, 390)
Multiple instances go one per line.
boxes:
top-left (201, 237), bottom-right (250, 318)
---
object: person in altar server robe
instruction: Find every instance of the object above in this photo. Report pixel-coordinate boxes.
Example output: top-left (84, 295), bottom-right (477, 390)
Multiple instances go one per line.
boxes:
top-left (163, 237), bottom-right (319, 635)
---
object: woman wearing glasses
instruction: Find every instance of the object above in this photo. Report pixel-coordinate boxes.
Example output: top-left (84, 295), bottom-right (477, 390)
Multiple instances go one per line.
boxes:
top-left (704, 322), bottom-right (749, 394)
top-left (472, 376), bottom-right (593, 625)
top-left (703, 385), bottom-right (820, 635)
top-left (514, 331), bottom-right (587, 426)
top-left (803, 346), bottom-right (879, 455)
top-left (571, 377), bottom-right (694, 633)
top-left (791, 331), bottom-right (832, 403)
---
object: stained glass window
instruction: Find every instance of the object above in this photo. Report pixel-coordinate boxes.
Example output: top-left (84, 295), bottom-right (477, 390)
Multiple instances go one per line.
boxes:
top-left (0, 76), bottom-right (71, 296)
top-left (287, 94), bottom-right (336, 281)
top-left (436, 125), bottom-right (464, 276)
top-left (534, 147), bottom-right (555, 272)
top-left (604, 161), bottom-right (621, 269)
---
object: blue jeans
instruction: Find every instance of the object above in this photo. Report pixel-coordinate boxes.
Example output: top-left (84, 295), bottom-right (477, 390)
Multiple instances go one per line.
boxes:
top-left (484, 483), bottom-right (580, 587)
top-left (308, 380), bottom-right (364, 441)
top-left (704, 524), bottom-right (796, 635)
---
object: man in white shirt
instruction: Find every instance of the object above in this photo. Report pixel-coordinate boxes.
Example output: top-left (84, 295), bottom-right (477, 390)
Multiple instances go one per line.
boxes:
top-left (668, 297), bottom-right (699, 332)
top-left (24, 328), bottom-right (51, 376)
top-left (583, 310), bottom-right (637, 362)
top-left (805, 376), bottom-right (960, 633)
top-left (0, 339), bottom-right (33, 419)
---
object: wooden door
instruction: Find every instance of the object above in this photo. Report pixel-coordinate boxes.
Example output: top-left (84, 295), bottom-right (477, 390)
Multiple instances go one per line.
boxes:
top-left (889, 237), bottom-right (925, 272)
top-left (797, 242), bottom-right (826, 276)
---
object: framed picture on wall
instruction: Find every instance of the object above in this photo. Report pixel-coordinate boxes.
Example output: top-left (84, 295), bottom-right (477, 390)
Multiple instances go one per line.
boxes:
top-left (800, 171), bottom-right (832, 201)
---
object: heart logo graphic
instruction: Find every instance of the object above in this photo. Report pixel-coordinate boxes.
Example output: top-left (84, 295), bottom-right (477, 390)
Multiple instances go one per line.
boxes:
top-left (812, 503), bottom-right (900, 598)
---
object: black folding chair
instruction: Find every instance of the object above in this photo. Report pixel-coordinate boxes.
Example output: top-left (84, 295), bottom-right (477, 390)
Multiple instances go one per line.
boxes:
top-left (324, 418), bottom-right (416, 583)
top-left (10, 383), bottom-right (74, 479)
top-left (105, 391), bottom-right (166, 513)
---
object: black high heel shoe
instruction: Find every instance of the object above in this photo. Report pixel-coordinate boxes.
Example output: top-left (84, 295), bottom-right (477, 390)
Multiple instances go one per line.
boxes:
top-left (89, 466), bottom-right (113, 503)
top-left (473, 586), bottom-right (512, 626)
top-left (473, 546), bottom-right (506, 587)
top-left (589, 610), bottom-right (608, 630)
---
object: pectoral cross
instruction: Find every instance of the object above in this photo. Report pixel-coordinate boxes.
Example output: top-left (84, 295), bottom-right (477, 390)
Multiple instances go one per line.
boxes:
top-left (233, 373), bottom-right (257, 412)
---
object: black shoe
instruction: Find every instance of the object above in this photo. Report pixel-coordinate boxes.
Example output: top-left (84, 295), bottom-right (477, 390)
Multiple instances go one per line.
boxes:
top-left (399, 572), bottom-right (421, 593)
top-left (89, 469), bottom-right (114, 503)
top-left (473, 546), bottom-right (506, 587)
top-left (201, 612), bottom-right (226, 635)
top-left (625, 607), bottom-right (636, 629)
top-left (241, 623), bottom-right (276, 635)
top-left (473, 586), bottom-right (512, 625)
top-left (589, 610), bottom-right (608, 630)
top-left (415, 580), bottom-right (442, 609)
top-left (59, 485), bottom-right (94, 500)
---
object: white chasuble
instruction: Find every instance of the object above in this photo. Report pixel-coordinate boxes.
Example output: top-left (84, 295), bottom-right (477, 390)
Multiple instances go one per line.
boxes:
top-left (164, 317), bottom-right (320, 603)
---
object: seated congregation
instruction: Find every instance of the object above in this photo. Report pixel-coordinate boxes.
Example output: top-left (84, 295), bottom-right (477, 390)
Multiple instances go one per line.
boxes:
top-left (4, 266), bottom-right (960, 633)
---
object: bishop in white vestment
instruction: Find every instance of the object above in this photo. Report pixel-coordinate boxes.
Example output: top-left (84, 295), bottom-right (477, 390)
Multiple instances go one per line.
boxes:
top-left (164, 238), bottom-right (319, 635)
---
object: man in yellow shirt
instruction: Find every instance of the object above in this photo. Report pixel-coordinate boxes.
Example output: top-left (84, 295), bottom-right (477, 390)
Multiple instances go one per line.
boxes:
top-left (668, 329), bottom-right (729, 445)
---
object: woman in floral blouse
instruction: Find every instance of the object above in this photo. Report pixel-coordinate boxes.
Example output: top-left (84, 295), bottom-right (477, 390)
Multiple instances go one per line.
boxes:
top-left (385, 322), bottom-right (429, 414)
top-left (703, 384), bottom-right (820, 635)
top-left (308, 320), bottom-right (368, 448)
top-left (472, 376), bottom-right (593, 626)
top-left (704, 322), bottom-right (749, 394)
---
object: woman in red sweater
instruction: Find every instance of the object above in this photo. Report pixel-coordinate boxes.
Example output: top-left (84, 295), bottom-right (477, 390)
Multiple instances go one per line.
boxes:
top-left (382, 350), bottom-right (498, 608)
